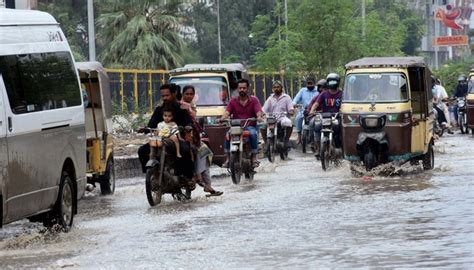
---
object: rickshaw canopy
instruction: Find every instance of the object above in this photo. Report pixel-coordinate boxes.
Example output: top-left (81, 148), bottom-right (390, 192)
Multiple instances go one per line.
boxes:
top-left (345, 57), bottom-right (427, 69)
top-left (76, 61), bottom-right (113, 126)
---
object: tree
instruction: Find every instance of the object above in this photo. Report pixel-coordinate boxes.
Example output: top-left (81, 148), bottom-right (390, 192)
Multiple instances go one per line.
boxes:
top-left (38, 0), bottom-right (88, 61)
top-left (96, 0), bottom-right (185, 69)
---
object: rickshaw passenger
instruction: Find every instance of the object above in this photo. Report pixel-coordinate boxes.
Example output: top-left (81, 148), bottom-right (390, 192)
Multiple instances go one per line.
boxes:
top-left (309, 73), bottom-right (343, 150)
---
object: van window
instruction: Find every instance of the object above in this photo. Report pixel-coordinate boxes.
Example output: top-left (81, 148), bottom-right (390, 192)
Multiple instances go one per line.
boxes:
top-left (0, 52), bottom-right (81, 114)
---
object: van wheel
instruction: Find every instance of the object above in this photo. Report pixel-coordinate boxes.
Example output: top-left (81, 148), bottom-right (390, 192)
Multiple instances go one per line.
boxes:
top-left (44, 171), bottom-right (74, 231)
top-left (100, 158), bottom-right (115, 195)
top-left (423, 142), bottom-right (434, 170)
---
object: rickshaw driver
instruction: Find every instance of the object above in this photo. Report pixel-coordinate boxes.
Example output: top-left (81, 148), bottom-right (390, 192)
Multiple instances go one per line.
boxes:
top-left (221, 78), bottom-right (264, 168)
top-left (137, 84), bottom-right (194, 175)
top-left (309, 73), bottom-right (343, 152)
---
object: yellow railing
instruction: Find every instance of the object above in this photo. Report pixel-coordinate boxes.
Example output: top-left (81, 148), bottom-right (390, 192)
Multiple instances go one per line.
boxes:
top-left (106, 68), bottom-right (304, 113)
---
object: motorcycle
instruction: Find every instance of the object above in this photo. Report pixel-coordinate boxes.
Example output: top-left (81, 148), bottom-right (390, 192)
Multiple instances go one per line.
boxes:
top-left (144, 128), bottom-right (195, 206)
top-left (265, 112), bottom-right (289, 162)
top-left (223, 118), bottom-right (257, 184)
top-left (314, 112), bottom-right (342, 171)
top-left (433, 107), bottom-right (445, 137)
top-left (457, 97), bottom-right (468, 134)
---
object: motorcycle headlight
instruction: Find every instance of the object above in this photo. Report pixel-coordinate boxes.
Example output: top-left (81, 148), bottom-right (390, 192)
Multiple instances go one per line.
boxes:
top-left (206, 116), bottom-right (220, 125)
top-left (332, 118), bottom-right (339, 126)
top-left (458, 100), bottom-right (466, 107)
top-left (322, 118), bottom-right (332, 126)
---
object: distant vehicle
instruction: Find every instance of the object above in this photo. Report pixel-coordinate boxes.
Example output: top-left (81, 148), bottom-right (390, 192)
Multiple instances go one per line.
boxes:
top-left (341, 57), bottom-right (435, 171)
top-left (169, 63), bottom-right (248, 166)
top-left (76, 61), bottom-right (115, 195)
top-left (0, 9), bottom-right (86, 230)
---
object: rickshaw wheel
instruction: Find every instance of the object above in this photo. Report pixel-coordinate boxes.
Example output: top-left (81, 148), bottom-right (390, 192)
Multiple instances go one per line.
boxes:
top-left (422, 142), bottom-right (434, 170)
top-left (100, 157), bottom-right (115, 195)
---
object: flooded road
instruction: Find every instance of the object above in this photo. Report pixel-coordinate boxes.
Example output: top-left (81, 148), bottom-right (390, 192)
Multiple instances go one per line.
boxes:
top-left (1, 134), bottom-right (473, 268)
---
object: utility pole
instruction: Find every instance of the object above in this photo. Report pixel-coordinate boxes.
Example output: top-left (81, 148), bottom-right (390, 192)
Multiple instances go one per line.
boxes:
top-left (284, 0), bottom-right (288, 42)
top-left (217, 0), bottom-right (222, 64)
top-left (87, 0), bottom-right (96, 61)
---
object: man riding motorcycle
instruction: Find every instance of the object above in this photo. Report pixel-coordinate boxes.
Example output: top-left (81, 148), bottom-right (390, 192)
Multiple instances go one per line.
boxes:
top-left (309, 73), bottom-right (343, 156)
top-left (452, 74), bottom-right (469, 123)
top-left (261, 80), bottom-right (294, 150)
top-left (292, 77), bottom-right (319, 145)
top-left (137, 84), bottom-right (194, 178)
top-left (221, 78), bottom-right (263, 168)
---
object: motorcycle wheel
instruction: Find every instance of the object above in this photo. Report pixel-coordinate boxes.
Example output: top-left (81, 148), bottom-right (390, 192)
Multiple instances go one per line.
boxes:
top-left (363, 148), bottom-right (376, 171)
top-left (230, 152), bottom-right (241, 184)
top-left (459, 113), bottom-right (467, 134)
top-left (267, 139), bottom-right (275, 163)
top-left (320, 139), bottom-right (330, 171)
top-left (423, 142), bottom-right (434, 170)
top-left (301, 130), bottom-right (307, 153)
top-left (145, 167), bottom-right (162, 206)
top-left (280, 150), bottom-right (288, 160)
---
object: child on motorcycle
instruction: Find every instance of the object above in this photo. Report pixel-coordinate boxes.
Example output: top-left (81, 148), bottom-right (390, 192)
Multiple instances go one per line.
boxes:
top-left (157, 107), bottom-right (182, 158)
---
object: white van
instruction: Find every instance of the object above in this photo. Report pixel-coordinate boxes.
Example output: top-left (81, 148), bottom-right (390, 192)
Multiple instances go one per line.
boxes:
top-left (0, 9), bottom-right (86, 230)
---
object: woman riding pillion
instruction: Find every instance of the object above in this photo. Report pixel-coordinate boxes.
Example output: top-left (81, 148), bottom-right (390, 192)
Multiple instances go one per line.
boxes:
top-left (221, 79), bottom-right (264, 168)
top-left (261, 80), bottom-right (295, 150)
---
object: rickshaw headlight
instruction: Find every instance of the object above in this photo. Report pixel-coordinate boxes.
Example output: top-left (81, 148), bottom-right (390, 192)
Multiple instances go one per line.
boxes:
top-left (365, 118), bottom-right (379, 128)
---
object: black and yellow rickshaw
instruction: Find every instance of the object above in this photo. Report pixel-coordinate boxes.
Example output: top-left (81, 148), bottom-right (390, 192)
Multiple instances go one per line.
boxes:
top-left (341, 57), bottom-right (434, 171)
top-left (76, 61), bottom-right (115, 194)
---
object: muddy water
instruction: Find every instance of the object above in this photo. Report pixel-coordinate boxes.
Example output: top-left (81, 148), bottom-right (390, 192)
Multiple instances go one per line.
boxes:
top-left (1, 135), bottom-right (473, 268)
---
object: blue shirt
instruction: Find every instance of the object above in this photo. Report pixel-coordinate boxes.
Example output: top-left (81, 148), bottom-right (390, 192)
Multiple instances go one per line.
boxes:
top-left (292, 87), bottom-right (319, 109)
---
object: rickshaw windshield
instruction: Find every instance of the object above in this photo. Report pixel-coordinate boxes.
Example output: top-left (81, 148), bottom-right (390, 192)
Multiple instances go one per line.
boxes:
top-left (469, 75), bottom-right (474, 94)
top-left (170, 76), bottom-right (229, 106)
top-left (343, 73), bottom-right (408, 103)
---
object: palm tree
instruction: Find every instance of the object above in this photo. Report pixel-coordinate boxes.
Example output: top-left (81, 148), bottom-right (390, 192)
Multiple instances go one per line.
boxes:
top-left (96, 0), bottom-right (185, 69)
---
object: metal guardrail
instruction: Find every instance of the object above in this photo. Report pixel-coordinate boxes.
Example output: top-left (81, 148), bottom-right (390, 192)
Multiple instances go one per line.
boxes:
top-left (106, 68), bottom-right (305, 113)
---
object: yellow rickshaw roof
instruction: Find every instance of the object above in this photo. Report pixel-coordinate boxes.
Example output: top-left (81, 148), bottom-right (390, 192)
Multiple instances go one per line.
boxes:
top-left (345, 57), bottom-right (427, 69)
top-left (170, 63), bottom-right (246, 75)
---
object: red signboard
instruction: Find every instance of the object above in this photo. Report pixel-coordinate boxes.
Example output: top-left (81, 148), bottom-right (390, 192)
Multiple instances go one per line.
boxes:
top-left (434, 35), bottom-right (469, 46)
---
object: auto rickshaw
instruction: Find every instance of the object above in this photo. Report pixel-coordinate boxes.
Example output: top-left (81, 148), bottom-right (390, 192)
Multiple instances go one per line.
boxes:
top-left (341, 57), bottom-right (435, 171)
top-left (76, 61), bottom-right (115, 194)
top-left (169, 63), bottom-right (248, 166)
top-left (467, 69), bottom-right (474, 136)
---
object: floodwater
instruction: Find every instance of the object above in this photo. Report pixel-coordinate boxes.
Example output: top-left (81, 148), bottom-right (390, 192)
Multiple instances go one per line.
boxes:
top-left (1, 134), bottom-right (473, 268)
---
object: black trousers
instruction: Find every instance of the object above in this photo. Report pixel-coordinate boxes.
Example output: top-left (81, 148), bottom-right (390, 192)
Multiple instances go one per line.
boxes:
top-left (138, 141), bottom-right (194, 178)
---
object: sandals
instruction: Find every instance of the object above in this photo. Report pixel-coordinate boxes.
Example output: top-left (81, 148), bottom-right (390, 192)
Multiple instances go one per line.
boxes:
top-left (206, 190), bottom-right (223, 197)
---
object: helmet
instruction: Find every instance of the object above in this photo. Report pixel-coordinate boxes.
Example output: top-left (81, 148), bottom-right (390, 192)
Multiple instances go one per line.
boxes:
top-left (316, 79), bottom-right (327, 87)
top-left (458, 74), bottom-right (467, 82)
top-left (326, 73), bottom-right (340, 89)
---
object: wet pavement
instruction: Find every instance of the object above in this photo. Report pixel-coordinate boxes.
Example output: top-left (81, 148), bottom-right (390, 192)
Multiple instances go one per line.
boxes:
top-left (1, 134), bottom-right (473, 268)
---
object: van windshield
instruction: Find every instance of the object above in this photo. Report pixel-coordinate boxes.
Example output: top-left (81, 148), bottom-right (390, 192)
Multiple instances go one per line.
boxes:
top-left (343, 73), bottom-right (408, 103)
top-left (170, 76), bottom-right (229, 106)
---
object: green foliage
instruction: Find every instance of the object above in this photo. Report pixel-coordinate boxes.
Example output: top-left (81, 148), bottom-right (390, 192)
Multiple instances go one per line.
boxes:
top-left (433, 57), bottom-right (474, 95)
top-left (96, 0), bottom-right (185, 69)
top-left (38, 0), bottom-right (87, 60)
